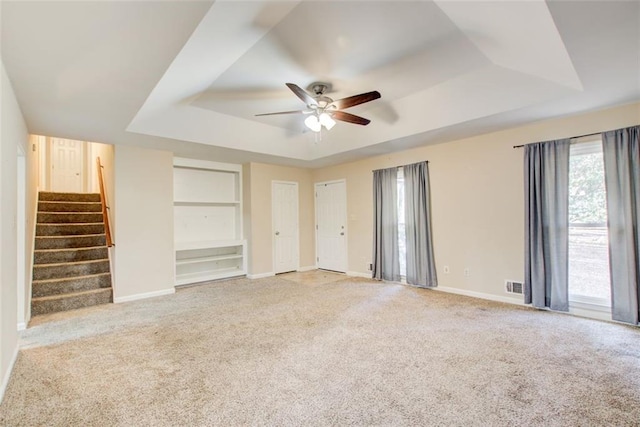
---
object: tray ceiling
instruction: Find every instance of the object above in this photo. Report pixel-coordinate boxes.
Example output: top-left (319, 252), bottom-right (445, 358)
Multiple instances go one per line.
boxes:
top-left (2, 1), bottom-right (639, 167)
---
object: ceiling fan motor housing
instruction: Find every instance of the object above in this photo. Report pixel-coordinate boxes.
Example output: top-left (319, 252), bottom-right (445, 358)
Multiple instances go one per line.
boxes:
top-left (308, 82), bottom-right (332, 96)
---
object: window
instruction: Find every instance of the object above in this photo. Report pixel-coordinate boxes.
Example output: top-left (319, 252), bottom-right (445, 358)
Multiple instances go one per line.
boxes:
top-left (373, 161), bottom-right (436, 286)
top-left (397, 169), bottom-right (406, 278)
top-left (568, 139), bottom-right (611, 306)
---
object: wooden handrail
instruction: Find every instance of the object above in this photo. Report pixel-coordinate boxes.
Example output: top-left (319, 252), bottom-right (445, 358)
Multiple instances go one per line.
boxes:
top-left (96, 157), bottom-right (114, 247)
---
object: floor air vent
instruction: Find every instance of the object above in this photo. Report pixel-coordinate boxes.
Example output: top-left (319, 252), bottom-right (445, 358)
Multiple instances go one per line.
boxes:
top-left (505, 280), bottom-right (524, 295)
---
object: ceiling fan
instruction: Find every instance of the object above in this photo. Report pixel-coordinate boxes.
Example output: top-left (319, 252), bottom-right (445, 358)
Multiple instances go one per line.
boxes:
top-left (256, 82), bottom-right (381, 132)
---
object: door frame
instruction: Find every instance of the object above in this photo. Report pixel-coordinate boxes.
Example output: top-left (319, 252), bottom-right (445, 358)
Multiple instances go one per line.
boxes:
top-left (16, 144), bottom-right (27, 330)
top-left (272, 180), bottom-right (300, 274)
top-left (314, 179), bottom-right (347, 272)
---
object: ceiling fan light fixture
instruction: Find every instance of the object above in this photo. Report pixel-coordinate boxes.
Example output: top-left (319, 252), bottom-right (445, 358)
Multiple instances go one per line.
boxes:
top-left (319, 113), bottom-right (336, 130)
top-left (304, 115), bottom-right (321, 132)
top-left (257, 83), bottom-right (381, 132)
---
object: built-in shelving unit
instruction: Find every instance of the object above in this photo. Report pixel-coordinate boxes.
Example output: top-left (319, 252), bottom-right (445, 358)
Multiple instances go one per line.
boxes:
top-left (173, 158), bottom-right (246, 286)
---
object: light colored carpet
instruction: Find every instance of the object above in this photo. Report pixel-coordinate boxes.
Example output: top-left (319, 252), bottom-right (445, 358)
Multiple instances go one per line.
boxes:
top-left (1, 272), bottom-right (639, 426)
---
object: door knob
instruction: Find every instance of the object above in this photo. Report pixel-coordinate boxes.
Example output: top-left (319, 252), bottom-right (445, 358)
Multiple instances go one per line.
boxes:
top-left (340, 232), bottom-right (344, 236)
top-left (275, 231), bottom-right (280, 235)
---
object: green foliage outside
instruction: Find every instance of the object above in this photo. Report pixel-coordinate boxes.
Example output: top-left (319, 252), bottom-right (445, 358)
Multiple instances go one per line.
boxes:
top-left (569, 152), bottom-right (607, 224)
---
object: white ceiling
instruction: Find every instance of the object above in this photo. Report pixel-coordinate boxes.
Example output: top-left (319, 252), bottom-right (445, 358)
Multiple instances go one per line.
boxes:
top-left (2, 0), bottom-right (639, 168)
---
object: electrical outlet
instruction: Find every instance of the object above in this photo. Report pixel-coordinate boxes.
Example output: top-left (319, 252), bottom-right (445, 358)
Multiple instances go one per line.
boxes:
top-left (443, 265), bottom-right (450, 274)
top-left (464, 268), bottom-right (470, 277)
top-left (368, 263), bottom-right (373, 271)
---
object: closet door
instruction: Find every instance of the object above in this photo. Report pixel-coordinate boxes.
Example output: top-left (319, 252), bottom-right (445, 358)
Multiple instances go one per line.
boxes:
top-left (315, 180), bottom-right (347, 273)
top-left (273, 181), bottom-right (299, 274)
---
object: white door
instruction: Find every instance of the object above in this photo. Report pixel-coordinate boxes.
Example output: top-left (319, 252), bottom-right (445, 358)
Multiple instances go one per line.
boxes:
top-left (316, 180), bottom-right (347, 272)
top-left (51, 138), bottom-right (84, 192)
top-left (273, 181), bottom-right (299, 274)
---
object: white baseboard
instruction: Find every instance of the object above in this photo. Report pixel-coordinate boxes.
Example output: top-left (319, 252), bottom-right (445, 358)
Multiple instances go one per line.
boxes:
top-left (347, 271), bottom-right (372, 279)
top-left (17, 322), bottom-right (26, 332)
top-left (297, 266), bottom-right (316, 272)
top-left (0, 344), bottom-right (19, 404)
top-left (247, 272), bottom-right (275, 279)
top-left (114, 287), bottom-right (175, 304)
top-left (433, 286), bottom-right (526, 306)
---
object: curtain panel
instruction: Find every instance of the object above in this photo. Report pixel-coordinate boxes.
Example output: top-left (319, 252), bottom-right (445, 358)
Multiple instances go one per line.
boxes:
top-left (602, 125), bottom-right (640, 325)
top-left (403, 162), bottom-right (437, 288)
top-left (372, 167), bottom-right (400, 281)
top-left (524, 139), bottom-right (571, 311)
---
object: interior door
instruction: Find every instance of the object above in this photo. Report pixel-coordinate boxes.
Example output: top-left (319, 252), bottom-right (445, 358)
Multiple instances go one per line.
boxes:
top-left (50, 138), bottom-right (84, 192)
top-left (316, 180), bottom-right (347, 272)
top-left (273, 181), bottom-right (299, 274)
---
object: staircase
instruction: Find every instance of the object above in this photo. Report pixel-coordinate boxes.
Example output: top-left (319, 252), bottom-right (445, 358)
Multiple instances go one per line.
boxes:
top-left (31, 192), bottom-right (113, 316)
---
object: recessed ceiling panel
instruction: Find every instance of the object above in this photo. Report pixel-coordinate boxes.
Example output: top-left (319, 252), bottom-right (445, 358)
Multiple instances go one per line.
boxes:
top-left (191, 0), bottom-right (490, 129)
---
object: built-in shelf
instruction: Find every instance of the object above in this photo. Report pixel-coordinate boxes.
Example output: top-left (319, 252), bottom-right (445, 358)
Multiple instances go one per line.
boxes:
top-left (173, 157), bottom-right (246, 286)
top-left (173, 200), bottom-right (240, 206)
top-left (175, 239), bottom-right (245, 252)
top-left (175, 267), bottom-right (245, 286)
top-left (176, 254), bottom-right (243, 266)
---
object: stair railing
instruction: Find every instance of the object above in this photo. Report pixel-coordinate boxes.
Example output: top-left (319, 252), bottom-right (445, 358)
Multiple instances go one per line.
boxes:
top-left (96, 157), bottom-right (114, 247)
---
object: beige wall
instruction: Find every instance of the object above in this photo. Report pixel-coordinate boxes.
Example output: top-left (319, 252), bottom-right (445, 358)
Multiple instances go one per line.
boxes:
top-left (246, 162), bottom-right (315, 275)
top-left (113, 145), bottom-right (174, 301)
top-left (1, 60), bottom-right (28, 400)
top-left (312, 102), bottom-right (640, 298)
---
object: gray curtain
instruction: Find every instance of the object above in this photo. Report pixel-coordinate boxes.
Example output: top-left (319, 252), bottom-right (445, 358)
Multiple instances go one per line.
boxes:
top-left (372, 167), bottom-right (400, 281)
top-left (602, 125), bottom-right (640, 325)
top-left (404, 162), bottom-right (437, 287)
top-left (524, 139), bottom-right (571, 311)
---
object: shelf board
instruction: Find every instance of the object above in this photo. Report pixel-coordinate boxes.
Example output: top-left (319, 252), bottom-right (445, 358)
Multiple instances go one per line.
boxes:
top-left (174, 200), bottom-right (240, 206)
top-left (173, 157), bottom-right (242, 173)
top-left (175, 239), bottom-right (246, 252)
top-left (176, 254), bottom-right (243, 265)
top-left (175, 267), bottom-right (245, 286)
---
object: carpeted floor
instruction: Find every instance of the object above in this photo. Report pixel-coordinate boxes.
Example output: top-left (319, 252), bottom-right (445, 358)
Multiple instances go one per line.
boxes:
top-left (1, 271), bottom-right (639, 426)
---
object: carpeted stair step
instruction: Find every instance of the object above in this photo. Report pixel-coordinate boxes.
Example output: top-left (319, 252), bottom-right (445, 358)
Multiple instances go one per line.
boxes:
top-left (31, 191), bottom-right (113, 316)
top-left (37, 212), bottom-right (103, 224)
top-left (33, 259), bottom-right (110, 281)
top-left (39, 192), bottom-right (101, 203)
top-left (35, 234), bottom-right (107, 250)
top-left (31, 288), bottom-right (113, 316)
top-left (34, 246), bottom-right (108, 264)
top-left (36, 223), bottom-right (105, 236)
top-left (38, 201), bottom-right (102, 212)
top-left (32, 273), bottom-right (112, 298)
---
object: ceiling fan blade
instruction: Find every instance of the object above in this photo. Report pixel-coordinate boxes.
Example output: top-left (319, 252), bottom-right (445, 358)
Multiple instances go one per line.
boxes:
top-left (286, 83), bottom-right (318, 106)
top-left (332, 111), bottom-right (371, 126)
top-left (331, 91), bottom-right (381, 110)
top-left (255, 110), bottom-right (311, 117)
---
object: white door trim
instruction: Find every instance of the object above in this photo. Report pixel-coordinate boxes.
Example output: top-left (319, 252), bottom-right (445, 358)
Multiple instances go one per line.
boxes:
top-left (314, 179), bottom-right (347, 272)
top-left (16, 146), bottom-right (27, 330)
top-left (272, 180), bottom-right (299, 274)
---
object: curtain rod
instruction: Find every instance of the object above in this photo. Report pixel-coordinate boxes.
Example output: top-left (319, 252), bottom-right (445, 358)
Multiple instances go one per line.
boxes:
top-left (512, 131), bottom-right (602, 149)
top-left (372, 160), bottom-right (429, 173)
